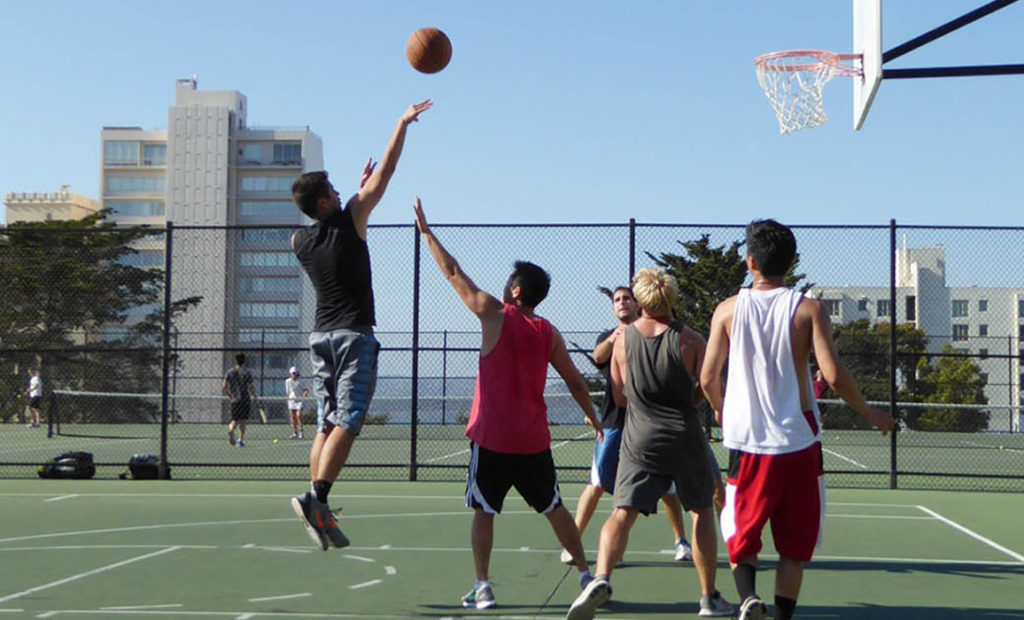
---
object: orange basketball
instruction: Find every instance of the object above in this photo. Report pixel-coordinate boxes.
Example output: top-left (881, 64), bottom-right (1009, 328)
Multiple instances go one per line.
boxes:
top-left (406, 27), bottom-right (452, 74)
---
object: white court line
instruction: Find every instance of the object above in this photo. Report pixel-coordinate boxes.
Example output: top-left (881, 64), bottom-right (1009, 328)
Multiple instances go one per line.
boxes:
top-left (342, 555), bottom-right (374, 563)
top-left (44, 495), bottom-right (78, 503)
top-left (962, 439), bottom-right (1024, 454)
top-left (0, 493), bottom-right (467, 500)
top-left (827, 514), bottom-right (932, 520)
top-left (385, 566), bottom-right (397, 576)
top-left (0, 546), bottom-right (180, 604)
top-left (247, 592), bottom-right (311, 603)
top-left (916, 505), bottom-right (1024, 563)
top-left (102, 604), bottom-right (184, 610)
top-left (550, 431), bottom-right (594, 451)
top-left (348, 579), bottom-right (382, 590)
top-left (0, 545), bottom-right (215, 552)
top-left (0, 611), bottom-right (23, 614)
top-left (20, 610), bottom-right (422, 618)
top-left (822, 447), bottom-right (869, 470)
top-left (0, 518), bottom-right (293, 545)
top-left (242, 543), bottom-right (311, 554)
top-left (424, 431), bottom-right (591, 463)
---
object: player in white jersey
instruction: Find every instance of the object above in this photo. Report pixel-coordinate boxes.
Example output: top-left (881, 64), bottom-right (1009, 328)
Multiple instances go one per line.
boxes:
top-left (285, 367), bottom-right (309, 439)
top-left (701, 219), bottom-right (894, 620)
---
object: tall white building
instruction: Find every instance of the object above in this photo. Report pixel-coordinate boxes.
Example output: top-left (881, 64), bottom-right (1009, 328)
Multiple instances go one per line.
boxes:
top-left (809, 246), bottom-right (1023, 432)
top-left (101, 78), bottom-right (323, 407)
top-left (4, 185), bottom-right (99, 223)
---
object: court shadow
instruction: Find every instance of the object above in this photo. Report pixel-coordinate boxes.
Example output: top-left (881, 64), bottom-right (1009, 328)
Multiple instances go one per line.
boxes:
top-left (783, 558), bottom-right (1024, 581)
top-left (775, 604), bottom-right (1024, 619)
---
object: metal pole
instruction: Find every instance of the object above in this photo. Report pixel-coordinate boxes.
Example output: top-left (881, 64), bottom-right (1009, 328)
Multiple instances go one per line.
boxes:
top-left (259, 329), bottom-right (266, 397)
top-left (889, 219), bottom-right (898, 489)
top-left (158, 222), bottom-right (174, 480)
top-left (628, 218), bottom-right (636, 282)
top-left (410, 226), bottom-right (421, 481)
top-left (1009, 336), bottom-right (1014, 433)
top-left (441, 329), bottom-right (448, 425)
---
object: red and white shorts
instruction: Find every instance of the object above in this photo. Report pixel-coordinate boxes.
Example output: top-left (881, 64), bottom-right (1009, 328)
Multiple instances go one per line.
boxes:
top-left (720, 442), bottom-right (825, 563)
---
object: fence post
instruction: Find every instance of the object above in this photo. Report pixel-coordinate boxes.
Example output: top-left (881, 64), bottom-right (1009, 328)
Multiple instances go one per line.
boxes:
top-left (441, 329), bottom-right (448, 425)
top-left (259, 329), bottom-right (266, 397)
top-left (410, 225), bottom-right (421, 481)
top-left (628, 218), bottom-right (636, 281)
top-left (1009, 335), bottom-right (1014, 433)
top-left (889, 219), bottom-right (898, 489)
top-left (159, 221), bottom-right (174, 480)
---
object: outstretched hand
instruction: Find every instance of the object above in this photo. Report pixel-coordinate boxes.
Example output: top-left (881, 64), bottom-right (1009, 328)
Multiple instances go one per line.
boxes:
top-left (359, 158), bottom-right (377, 189)
top-left (413, 196), bottom-right (430, 235)
top-left (868, 407), bottom-right (896, 436)
top-left (402, 99), bottom-right (433, 125)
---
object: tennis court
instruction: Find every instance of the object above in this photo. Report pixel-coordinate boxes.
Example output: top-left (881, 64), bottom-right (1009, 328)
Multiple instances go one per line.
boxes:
top-left (1, 479), bottom-right (1021, 619)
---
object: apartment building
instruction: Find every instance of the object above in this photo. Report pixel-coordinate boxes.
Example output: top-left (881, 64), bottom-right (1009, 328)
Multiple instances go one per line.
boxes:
top-left (4, 185), bottom-right (99, 223)
top-left (809, 245), bottom-right (1023, 432)
top-left (101, 78), bottom-right (323, 407)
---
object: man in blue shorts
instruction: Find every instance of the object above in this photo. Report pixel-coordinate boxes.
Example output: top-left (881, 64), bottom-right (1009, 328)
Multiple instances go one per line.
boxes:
top-left (561, 286), bottom-right (695, 564)
top-left (288, 100), bottom-right (432, 550)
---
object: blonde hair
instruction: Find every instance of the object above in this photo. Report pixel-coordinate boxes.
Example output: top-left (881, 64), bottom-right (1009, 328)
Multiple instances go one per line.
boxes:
top-left (631, 268), bottom-right (678, 318)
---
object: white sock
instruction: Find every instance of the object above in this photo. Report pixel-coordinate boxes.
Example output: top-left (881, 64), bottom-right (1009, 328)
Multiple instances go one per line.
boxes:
top-left (474, 579), bottom-right (489, 590)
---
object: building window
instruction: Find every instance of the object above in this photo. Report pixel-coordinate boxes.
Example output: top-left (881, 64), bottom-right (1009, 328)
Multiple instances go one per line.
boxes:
top-left (858, 299), bottom-right (868, 312)
top-left (117, 251), bottom-right (164, 267)
top-left (240, 201), bottom-right (292, 217)
top-left (237, 329), bottom-right (296, 345)
top-left (241, 144), bottom-right (263, 164)
top-left (104, 140), bottom-right (139, 165)
top-left (109, 202), bottom-right (165, 217)
top-left (877, 299), bottom-right (891, 318)
top-left (979, 324), bottom-right (988, 337)
top-left (239, 277), bottom-right (300, 293)
top-left (979, 348), bottom-right (988, 359)
top-left (107, 176), bottom-right (165, 193)
top-left (240, 176), bottom-right (293, 192)
top-left (979, 299), bottom-right (988, 312)
top-left (239, 252), bottom-right (297, 267)
top-left (273, 143), bottom-right (302, 164)
top-left (906, 296), bottom-right (916, 321)
top-left (1019, 324), bottom-right (1024, 340)
top-left (238, 302), bottom-right (299, 319)
top-left (951, 299), bottom-right (968, 318)
top-left (822, 299), bottom-right (840, 318)
top-left (143, 144), bottom-right (167, 166)
top-left (242, 228), bottom-right (294, 242)
top-left (952, 324), bottom-right (969, 341)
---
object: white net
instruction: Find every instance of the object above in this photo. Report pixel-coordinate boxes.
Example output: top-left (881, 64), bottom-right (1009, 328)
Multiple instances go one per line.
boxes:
top-left (755, 51), bottom-right (861, 135)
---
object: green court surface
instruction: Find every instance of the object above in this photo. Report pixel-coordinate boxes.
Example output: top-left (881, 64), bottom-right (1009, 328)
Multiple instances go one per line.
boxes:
top-left (0, 480), bottom-right (1022, 619)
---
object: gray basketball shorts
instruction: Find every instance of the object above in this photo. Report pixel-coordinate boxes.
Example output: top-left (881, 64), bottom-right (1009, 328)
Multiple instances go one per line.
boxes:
top-left (615, 432), bottom-right (716, 514)
top-left (309, 327), bottom-right (379, 436)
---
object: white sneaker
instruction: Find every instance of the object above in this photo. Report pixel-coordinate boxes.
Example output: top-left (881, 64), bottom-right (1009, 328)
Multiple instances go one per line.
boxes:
top-left (290, 433), bottom-right (299, 439)
top-left (461, 583), bottom-right (495, 609)
top-left (560, 548), bottom-right (574, 565)
top-left (298, 431), bottom-right (304, 439)
top-left (566, 577), bottom-right (611, 620)
top-left (737, 596), bottom-right (767, 620)
top-left (698, 591), bottom-right (734, 617)
top-left (674, 538), bottom-right (693, 561)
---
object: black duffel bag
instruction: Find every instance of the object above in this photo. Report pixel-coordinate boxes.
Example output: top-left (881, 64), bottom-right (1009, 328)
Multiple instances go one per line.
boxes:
top-left (38, 451), bottom-right (96, 479)
top-left (119, 454), bottom-right (170, 480)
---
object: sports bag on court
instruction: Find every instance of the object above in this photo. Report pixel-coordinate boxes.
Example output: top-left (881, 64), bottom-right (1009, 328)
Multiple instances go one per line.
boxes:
top-left (119, 454), bottom-right (170, 480)
top-left (37, 451), bottom-right (96, 480)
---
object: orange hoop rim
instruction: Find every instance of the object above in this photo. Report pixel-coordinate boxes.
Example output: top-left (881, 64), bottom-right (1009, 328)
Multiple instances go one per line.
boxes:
top-left (755, 50), bottom-right (862, 77)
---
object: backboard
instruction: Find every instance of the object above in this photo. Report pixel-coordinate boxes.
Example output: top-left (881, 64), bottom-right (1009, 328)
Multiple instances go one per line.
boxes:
top-left (853, 0), bottom-right (882, 130)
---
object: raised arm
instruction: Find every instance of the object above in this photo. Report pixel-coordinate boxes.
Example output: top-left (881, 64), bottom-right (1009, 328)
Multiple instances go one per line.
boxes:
top-left (550, 328), bottom-right (602, 440)
top-left (414, 198), bottom-right (502, 319)
top-left (699, 299), bottom-right (733, 425)
top-left (593, 325), bottom-right (625, 365)
top-left (808, 300), bottom-right (894, 433)
top-left (349, 100), bottom-right (433, 237)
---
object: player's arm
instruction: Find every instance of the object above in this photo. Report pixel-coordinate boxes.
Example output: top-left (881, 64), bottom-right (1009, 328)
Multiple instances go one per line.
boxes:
top-left (610, 333), bottom-right (627, 409)
top-left (221, 378), bottom-right (230, 399)
top-left (349, 100), bottom-right (433, 237)
top-left (592, 325), bottom-right (624, 365)
top-left (808, 299), bottom-right (894, 433)
top-left (684, 328), bottom-right (708, 405)
top-left (550, 328), bottom-right (603, 440)
top-left (248, 378), bottom-right (258, 403)
top-left (414, 197), bottom-right (503, 319)
top-left (700, 299), bottom-right (732, 425)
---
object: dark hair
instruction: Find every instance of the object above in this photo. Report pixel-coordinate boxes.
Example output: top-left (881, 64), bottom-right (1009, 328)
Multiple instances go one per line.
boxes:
top-left (235, 353), bottom-right (246, 366)
top-left (745, 219), bottom-right (796, 277)
top-left (611, 286), bottom-right (634, 299)
top-left (291, 171), bottom-right (331, 219)
top-left (508, 261), bottom-right (551, 308)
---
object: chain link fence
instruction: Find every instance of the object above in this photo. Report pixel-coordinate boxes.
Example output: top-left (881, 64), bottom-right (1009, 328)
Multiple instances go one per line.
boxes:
top-left (1, 220), bottom-right (1021, 490)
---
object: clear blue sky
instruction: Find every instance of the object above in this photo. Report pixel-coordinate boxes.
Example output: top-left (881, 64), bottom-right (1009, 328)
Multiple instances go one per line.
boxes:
top-left (1, 0), bottom-right (1022, 228)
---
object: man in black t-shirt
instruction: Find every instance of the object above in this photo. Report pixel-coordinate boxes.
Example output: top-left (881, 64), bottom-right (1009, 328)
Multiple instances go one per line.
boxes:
top-left (288, 100), bottom-right (432, 551)
top-left (561, 287), bottom-right (694, 565)
top-left (222, 353), bottom-right (257, 447)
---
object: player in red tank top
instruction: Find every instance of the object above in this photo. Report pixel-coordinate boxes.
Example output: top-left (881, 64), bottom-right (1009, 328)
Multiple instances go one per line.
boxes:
top-left (415, 198), bottom-right (602, 609)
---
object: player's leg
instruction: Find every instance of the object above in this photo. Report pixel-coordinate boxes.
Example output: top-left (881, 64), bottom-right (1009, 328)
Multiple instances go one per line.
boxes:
top-left (463, 443), bottom-right (508, 609)
top-left (661, 490), bottom-right (691, 560)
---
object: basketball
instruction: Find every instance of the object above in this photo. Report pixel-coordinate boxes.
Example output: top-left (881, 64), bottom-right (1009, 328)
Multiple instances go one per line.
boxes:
top-left (406, 27), bottom-right (452, 74)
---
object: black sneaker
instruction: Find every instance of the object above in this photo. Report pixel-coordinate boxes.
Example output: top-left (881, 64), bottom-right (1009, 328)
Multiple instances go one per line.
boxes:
top-left (290, 492), bottom-right (328, 551)
top-left (313, 500), bottom-right (351, 548)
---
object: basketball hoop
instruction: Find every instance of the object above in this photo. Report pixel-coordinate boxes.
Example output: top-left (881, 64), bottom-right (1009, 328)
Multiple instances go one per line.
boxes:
top-left (755, 50), bottom-right (863, 135)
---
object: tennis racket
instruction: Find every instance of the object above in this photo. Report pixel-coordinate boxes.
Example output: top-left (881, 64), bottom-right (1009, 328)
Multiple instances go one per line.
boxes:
top-left (259, 408), bottom-right (268, 424)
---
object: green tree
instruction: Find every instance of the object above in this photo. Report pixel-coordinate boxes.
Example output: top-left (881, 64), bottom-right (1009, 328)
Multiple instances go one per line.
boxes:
top-left (0, 212), bottom-right (201, 423)
top-left (831, 319), bottom-right (928, 401)
top-left (912, 345), bottom-right (989, 432)
top-left (645, 234), bottom-right (809, 335)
